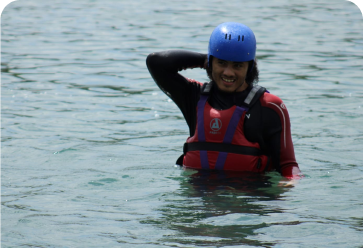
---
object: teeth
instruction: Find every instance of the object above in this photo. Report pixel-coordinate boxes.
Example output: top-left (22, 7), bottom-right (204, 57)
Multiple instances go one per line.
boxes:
top-left (222, 78), bottom-right (235, 83)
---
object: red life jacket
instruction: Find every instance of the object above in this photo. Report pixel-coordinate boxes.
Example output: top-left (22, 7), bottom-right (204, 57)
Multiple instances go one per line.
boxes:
top-left (182, 83), bottom-right (270, 172)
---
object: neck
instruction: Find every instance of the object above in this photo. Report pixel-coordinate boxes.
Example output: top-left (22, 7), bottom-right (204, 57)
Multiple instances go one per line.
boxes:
top-left (209, 82), bottom-right (252, 110)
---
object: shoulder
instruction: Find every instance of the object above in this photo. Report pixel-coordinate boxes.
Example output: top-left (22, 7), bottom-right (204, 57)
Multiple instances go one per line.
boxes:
top-left (259, 92), bottom-right (292, 127)
top-left (258, 92), bottom-right (292, 138)
top-left (259, 92), bottom-right (287, 110)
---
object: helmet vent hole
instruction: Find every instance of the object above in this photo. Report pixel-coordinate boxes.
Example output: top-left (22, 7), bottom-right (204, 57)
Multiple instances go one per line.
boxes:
top-left (238, 35), bottom-right (240, 41)
top-left (225, 34), bottom-right (232, 40)
top-left (242, 35), bottom-right (244, 41)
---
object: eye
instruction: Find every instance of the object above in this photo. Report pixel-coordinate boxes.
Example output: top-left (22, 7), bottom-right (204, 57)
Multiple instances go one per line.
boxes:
top-left (234, 63), bottom-right (244, 69)
top-left (218, 60), bottom-right (226, 65)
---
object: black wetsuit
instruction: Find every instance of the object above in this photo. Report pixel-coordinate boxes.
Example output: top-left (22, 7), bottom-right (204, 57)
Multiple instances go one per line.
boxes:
top-left (146, 50), bottom-right (299, 175)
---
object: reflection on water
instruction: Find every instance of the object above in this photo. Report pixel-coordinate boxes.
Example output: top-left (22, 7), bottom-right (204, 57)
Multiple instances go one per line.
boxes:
top-left (143, 170), bottom-right (294, 246)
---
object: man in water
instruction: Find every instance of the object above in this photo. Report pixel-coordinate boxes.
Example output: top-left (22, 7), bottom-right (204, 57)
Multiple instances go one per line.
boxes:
top-left (146, 22), bottom-right (301, 179)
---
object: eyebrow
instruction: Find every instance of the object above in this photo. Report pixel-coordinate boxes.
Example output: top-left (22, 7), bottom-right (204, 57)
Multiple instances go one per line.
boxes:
top-left (218, 59), bottom-right (243, 64)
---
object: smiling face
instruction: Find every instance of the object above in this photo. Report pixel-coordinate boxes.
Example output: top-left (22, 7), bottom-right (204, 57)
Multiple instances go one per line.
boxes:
top-left (211, 58), bottom-right (249, 93)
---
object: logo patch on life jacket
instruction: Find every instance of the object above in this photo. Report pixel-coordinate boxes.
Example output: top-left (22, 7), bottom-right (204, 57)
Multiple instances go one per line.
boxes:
top-left (210, 118), bottom-right (222, 132)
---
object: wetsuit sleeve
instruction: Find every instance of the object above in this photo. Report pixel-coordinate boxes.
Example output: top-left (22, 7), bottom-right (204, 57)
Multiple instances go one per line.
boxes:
top-left (146, 50), bottom-right (206, 135)
top-left (261, 93), bottom-right (301, 178)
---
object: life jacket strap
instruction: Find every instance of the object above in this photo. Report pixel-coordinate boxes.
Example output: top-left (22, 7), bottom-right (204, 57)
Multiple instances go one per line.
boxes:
top-left (184, 142), bottom-right (262, 157)
top-left (244, 85), bottom-right (266, 106)
top-left (201, 81), bottom-right (213, 95)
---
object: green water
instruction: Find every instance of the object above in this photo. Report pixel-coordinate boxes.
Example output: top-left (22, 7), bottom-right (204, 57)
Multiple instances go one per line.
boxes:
top-left (2, 0), bottom-right (363, 247)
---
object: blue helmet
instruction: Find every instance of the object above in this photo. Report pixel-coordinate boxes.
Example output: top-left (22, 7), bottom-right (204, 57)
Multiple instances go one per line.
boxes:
top-left (208, 22), bottom-right (256, 66)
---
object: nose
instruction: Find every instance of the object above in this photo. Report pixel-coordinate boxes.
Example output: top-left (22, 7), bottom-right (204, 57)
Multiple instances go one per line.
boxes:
top-left (222, 64), bottom-right (234, 78)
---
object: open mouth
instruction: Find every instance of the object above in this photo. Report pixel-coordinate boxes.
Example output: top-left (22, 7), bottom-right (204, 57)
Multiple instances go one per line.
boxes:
top-left (222, 77), bottom-right (235, 85)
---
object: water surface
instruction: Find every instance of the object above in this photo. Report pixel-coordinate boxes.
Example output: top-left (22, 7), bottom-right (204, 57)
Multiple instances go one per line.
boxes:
top-left (2, 0), bottom-right (363, 247)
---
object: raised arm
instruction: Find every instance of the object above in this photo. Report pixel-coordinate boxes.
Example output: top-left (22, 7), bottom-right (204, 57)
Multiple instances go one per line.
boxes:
top-left (146, 50), bottom-right (206, 103)
top-left (146, 50), bottom-right (207, 135)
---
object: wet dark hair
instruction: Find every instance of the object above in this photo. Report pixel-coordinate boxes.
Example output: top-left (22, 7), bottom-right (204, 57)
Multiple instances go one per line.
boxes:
top-left (206, 56), bottom-right (259, 86)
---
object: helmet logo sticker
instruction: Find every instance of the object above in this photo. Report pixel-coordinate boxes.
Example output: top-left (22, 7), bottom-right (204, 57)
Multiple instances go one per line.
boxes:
top-left (210, 118), bottom-right (222, 132)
